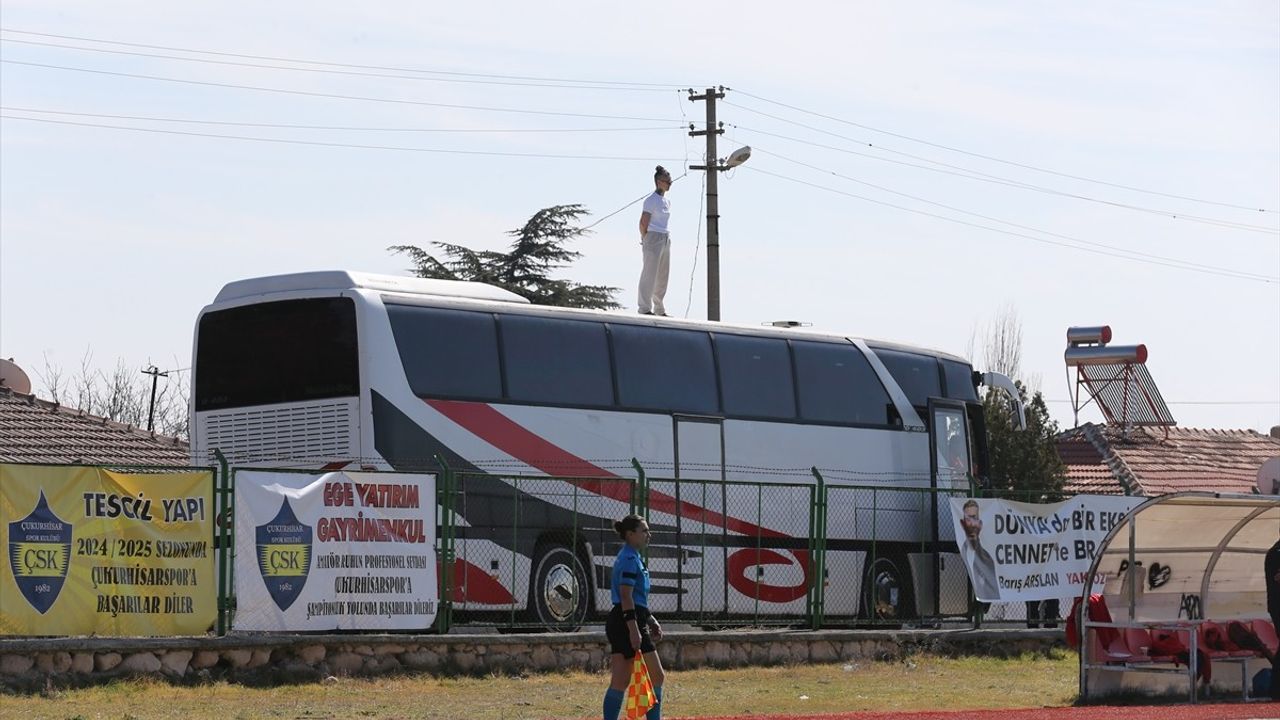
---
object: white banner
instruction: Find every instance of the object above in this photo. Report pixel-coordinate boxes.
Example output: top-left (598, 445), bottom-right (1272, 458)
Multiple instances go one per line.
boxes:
top-left (948, 495), bottom-right (1143, 602)
top-left (234, 470), bottom-right (437, 631)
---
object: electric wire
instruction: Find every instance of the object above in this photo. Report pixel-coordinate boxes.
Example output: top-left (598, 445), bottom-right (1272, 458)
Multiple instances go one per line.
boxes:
top-left (730, 122), bottom-right (1279, 235)
top-left (0, 37), bottom-right (678, 92)
top-left (0, 60), bottom-right (683, 123)
top-left (579, 172), bottom-right (690, 232)
top-left (0, 27), bottom-right (688, 88)
top-left (730, 88), bottom-right (1274, 215)
top-left (2, 114), bottom-right (684, 162)
top-left (742, 164), bottom-right (1277, 284)
top-left (739, 141), bottom-right (1277, 282)
top-left (676, 91), bottom-right (692, 173)
top-left (684, 171), bottom-right (707, 319)
top-left (0, 106), bottom-right (680, 134)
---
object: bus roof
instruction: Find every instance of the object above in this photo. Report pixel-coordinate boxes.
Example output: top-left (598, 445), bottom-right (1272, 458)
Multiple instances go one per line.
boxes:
top-left (210, 270), bottom-right (970, 365)
top-left (213, 270), bottom-right (530, 305)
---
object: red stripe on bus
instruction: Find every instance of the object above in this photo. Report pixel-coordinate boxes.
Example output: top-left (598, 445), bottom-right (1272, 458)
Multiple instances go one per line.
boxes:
top-left (425, 399), bottom-right (811, 603)
top-left (439, 557), bottom-right (518, 605)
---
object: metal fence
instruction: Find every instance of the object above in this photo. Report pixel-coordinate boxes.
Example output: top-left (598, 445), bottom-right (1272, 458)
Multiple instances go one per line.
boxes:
top-left (434, 465), bottom-right (1119, 631)
top-left (435, 464), bottom-right (1019, 631)
top-left (1, 457), bottom-right (1097, 636)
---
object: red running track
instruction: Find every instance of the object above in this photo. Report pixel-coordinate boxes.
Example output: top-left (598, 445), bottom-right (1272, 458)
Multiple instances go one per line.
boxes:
top-left (686, 703), bottom-right (1280, 720)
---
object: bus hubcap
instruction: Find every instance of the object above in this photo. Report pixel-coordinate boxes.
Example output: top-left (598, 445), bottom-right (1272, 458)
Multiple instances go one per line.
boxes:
top-left (543, 564), bottom-right (579, 621)
top-left (871, 566), bottom-right (901, 619)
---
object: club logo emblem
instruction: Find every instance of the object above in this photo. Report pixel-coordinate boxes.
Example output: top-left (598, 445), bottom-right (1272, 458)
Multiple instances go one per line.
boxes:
top-left (255, 499), bottom-right (311, 610)
top-left (8, 490), bottom-right (73, 614)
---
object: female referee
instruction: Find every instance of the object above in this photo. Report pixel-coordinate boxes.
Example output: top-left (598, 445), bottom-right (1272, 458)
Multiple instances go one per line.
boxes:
top-left (602, 514), bottom-right (664, 720)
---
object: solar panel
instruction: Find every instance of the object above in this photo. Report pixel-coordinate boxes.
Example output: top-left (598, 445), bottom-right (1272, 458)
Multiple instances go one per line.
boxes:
top-left (1078, 363), bottom-right (1176, 427)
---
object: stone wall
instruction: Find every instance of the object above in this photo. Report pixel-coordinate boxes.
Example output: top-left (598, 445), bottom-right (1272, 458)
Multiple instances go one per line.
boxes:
top-left (0, 628), bottom-right (1063, 690)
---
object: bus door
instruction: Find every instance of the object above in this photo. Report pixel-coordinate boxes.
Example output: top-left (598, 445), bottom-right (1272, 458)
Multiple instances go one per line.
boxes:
top-left (922, 399), bottom-right (974, 617)
top-left (673, 415), bottom-right (728, 616)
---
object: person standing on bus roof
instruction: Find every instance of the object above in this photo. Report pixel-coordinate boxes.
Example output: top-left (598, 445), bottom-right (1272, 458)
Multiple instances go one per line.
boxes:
top-left (637, 166), bottom-right (673, 316)
top-left (603, 514), bottom-right (665, 720)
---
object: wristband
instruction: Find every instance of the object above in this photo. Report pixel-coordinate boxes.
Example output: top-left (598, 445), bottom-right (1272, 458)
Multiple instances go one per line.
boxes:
top-left (622, 609), bottom-right (637, 621)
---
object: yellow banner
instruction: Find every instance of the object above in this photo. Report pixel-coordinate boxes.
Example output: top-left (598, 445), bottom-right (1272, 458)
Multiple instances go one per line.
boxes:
top-left (0, 464), bottom-right (216, 636)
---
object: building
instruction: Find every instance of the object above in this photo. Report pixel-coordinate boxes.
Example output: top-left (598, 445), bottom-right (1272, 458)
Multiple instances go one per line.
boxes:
top-left (0, 386), bottom-right (189, 466)
top-left (1057, 422), bottom-right (1280, 496)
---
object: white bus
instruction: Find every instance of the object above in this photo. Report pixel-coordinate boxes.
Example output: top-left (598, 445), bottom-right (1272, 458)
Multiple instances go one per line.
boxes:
top-left (191, 271), bottom-right (1021, 629)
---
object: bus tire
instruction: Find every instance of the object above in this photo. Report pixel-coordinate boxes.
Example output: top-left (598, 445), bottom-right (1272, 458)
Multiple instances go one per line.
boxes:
top-left (861, 555), bottom-right (914, 623)
top-left (527, 543), bottom-right (589, 632)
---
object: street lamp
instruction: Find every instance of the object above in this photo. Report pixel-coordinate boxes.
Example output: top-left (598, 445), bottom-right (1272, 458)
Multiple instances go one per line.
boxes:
top-left (725, 145), bottom-right (751, 169)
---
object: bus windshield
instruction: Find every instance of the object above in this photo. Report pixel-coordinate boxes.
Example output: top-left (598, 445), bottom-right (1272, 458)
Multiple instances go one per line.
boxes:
top-left (195, 297), bottom-right (359, 411)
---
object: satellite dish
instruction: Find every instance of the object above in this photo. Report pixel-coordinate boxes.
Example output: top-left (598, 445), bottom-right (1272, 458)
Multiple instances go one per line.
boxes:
top-left (0, 358), bottom-right (33, 395)
top-left (1259, 457), bottom-right (1280, 496)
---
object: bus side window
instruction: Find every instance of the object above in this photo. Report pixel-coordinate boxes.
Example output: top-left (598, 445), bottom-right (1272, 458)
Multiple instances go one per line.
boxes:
top-left (792, 341), bottom-right (894, 426)
top-left (501, 315), bottom-right (614, 407)
top-left (714, 333), bottom-right (796, 420)
top-left (940, 359), bottom-right (979, 402)
top-left (386, 305), bottom-right (502, 401)
top-left (872, 349), bottom-right (942, 413)
top-left (610, 324), bottom-right (718, 414)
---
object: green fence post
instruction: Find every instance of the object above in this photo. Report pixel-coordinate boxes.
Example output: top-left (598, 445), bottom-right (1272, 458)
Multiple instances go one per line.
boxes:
top-left (968, 479), bottom-right (984, 629)
top-left (918, 488), bottom-right (930, 623)
top-left (213, 449), bottom-right (230, 636)
top-left (434, 454), bottom-right (454, 634)
top-left (754, 483), bottom-right (763, 625)
top-left (870, 486), bottom-right (878, 624)
top-left (572, 479), bottom-right (581, 627)
top-left (630, 458), bottom-right (650, 519)
top-left (511, 475), bottom-right (520, 628)
top-left (805, 480), bottom-right (816, 627)
top-left (809, 467), bottom-right (828, 630)
top-left (630, 459), bottom-right (648, 565)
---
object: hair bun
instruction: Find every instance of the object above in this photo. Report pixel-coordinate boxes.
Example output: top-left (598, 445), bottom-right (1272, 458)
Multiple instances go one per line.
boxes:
top-left (655, 165), bottom-right (666, 173)
top-left (612, 520), bottom-right (624, 534)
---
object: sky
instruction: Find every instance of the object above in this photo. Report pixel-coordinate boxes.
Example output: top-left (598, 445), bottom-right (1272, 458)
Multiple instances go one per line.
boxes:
top-left (1, 1), bottom-right (1277, 434)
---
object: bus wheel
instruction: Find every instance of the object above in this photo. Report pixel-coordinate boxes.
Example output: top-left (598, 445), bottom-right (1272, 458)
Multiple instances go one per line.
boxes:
top-left (528, 544), bottom-right (589, 631)
top-left (862, 556), bottom-right (914, 623)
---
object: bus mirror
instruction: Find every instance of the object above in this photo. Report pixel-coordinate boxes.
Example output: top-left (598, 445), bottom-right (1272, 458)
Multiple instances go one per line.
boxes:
top-left (981, 372), bottom-right (1026, 431)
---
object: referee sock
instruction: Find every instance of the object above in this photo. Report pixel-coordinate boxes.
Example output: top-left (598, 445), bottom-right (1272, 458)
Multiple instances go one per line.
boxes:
top-left (646, 685), bottom-right (662, 720)
top-left (602, 687), bottom-right (624, 720)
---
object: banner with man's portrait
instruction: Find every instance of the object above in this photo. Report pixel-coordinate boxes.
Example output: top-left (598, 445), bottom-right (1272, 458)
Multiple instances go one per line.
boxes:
top-left (948, 496), bottom-right (1142, 602)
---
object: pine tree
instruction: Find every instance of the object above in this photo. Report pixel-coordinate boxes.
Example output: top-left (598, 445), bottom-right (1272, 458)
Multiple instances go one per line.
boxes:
top-left (389, 204), bottom-right (620, 310)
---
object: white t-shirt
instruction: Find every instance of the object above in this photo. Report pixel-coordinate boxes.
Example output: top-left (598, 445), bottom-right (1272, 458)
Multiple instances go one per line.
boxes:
top-left (642, 191), bottom-right (671, 234)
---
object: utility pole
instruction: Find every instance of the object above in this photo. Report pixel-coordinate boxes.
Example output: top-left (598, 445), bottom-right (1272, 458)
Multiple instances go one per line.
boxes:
top-left (142, 364), bottom-right (169, 433)
top-left (689, 86), bottom-right (726, 322)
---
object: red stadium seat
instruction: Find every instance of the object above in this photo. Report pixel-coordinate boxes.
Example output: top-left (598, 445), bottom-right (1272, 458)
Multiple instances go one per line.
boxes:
top-left (1251, 619), bottom-right (1280, 655)
top-left (1091, 629), bottom-right (1135, 663)
top-left (1200, 621), bottom-right (1254, 658)
top-left (1123, 627), bottom-right (1175, 662)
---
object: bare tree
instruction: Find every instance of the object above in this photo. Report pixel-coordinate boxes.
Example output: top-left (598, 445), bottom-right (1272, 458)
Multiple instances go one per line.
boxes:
top-left (35, 351), bottom-right (190, 440)
top-left (979, 302), bottom-right (1023, 379)
top-left (968, 302), bottom-right (1040, 395)
top-left (971, 302), bottom-right (1063, 500)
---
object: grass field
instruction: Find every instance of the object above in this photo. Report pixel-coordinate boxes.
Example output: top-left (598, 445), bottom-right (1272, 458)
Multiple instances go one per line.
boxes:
top-left (0, 650), bottom-right (1079, 720)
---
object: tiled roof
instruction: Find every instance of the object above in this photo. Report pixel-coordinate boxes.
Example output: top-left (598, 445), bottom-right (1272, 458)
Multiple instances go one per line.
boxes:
top-left (0, 387), bottom-right (190, 466)
top-left (1056, 430), bottom-right (1125, 495)
top-left (1057, 422), bottom-right (1280, 497)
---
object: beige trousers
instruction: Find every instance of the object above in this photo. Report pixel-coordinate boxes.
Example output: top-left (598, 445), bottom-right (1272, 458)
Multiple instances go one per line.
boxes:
top-left (638, 231), bottom-right (670, 314)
